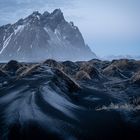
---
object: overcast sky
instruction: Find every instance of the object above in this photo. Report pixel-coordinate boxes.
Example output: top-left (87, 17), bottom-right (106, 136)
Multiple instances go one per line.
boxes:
top-left (0, 0), bottom-right (140, 57)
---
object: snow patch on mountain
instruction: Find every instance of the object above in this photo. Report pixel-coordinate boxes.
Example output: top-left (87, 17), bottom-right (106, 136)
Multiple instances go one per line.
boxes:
top-left (0, 33), bottom-right (13, 54)
top-left (14, 25), bottom-right (25, 35)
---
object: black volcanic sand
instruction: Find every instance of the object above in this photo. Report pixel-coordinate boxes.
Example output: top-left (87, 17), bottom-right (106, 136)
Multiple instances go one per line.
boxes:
top-left (0, 60), bottom-right (140, 140)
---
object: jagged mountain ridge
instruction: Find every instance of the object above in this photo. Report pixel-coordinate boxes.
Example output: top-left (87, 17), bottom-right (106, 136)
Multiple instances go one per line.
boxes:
top-left (0, 9), bottom-right (96, 61)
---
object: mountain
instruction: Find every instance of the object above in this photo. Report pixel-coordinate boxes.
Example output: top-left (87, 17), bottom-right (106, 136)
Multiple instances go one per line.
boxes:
top-left (0, 9), bottom-right (96, 62)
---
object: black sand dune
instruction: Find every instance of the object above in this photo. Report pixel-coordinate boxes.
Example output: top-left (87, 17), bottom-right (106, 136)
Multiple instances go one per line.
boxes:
top-left (0, 59), bottom-right (140, 140)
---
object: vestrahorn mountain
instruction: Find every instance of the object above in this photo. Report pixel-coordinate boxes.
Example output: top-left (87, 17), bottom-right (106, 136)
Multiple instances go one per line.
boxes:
top-left (0, 9), bottom-right (96, 61)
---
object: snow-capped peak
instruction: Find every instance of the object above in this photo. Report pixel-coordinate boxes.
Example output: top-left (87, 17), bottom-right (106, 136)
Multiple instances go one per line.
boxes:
top-left (0, 9), bottom-right (96, 61)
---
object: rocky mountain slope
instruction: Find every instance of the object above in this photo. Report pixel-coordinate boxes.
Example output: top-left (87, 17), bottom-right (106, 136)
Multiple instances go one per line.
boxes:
top-left (0, 9), bottom-right (96, 62)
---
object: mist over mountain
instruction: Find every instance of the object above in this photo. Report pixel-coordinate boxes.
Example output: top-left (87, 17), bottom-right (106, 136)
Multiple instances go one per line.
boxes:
top-left (101, 55), bottom-right (140, 61)
top-left (0, 9), bottom-right (96, 62)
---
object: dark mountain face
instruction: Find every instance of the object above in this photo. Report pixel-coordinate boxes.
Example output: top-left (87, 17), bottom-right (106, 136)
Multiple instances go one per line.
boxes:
top-left (0, 9), bottom-right (96, 62)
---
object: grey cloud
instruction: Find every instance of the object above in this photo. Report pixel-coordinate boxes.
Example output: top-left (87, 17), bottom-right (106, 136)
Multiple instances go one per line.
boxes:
top-left (0, 0), bottom-right (74, 25)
